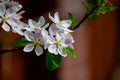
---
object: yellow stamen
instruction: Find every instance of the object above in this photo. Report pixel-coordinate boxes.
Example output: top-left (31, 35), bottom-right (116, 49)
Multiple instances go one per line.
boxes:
top-left (35, 23), bottom-right (40, 28)
top-left (55, 40), bottom-right (61, 45)
top-left (2, 16), bottom-right (7, 22)
top-left (33, 38), bottom-right (40, 45)
top-left (59, 21), bottom-right (64, 25)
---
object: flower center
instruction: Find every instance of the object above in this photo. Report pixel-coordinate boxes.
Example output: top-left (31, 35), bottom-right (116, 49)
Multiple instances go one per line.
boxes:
top-left (59, 21), bottom-right (64, 25)
top-left (55, 40), bottom-right (61, 46)
top-left (33, 38), bottom-right (40, 45)
top-left (35, 23), bottom-right (41, 28)
top-left (2, 16), bottom-right (7, 22)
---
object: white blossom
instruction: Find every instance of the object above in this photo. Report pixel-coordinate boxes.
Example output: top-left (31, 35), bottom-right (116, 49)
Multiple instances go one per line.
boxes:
top-left (23, 30), bottom-right (49, 56)
top-left (25, 16), bottom-right (49, 31)
top-left (49, 12), bottom-right (73, 34)
top-left (0, 2), bottom-right (26, 35)
top-left (48, 32), bottom-right (74, 57)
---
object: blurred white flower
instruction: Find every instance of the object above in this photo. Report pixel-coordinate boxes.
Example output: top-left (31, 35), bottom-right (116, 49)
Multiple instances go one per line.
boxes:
top-left (0, 3), bottom-right (25, 35)
top-left (49, 12), bottom-right (73, 34)
top-left (48, 32), bottom-right (74, 57)
top-left (23, 30), bottom-right (49, 56)
top-left (25, 16), bottom-right (49, 31)
top-left (0, 0), bottom-right (22, 12)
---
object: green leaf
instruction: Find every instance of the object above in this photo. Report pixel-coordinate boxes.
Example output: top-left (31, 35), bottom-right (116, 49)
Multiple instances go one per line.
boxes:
top-left (88, 13), bottom-right (99, 20)
top-left (82, 2), bottom-right (96, 14)
top-left (46, 51), bottom-right (62, 71)
top-left (12, 38), bottom-right (30, 47)
top-left (82, 2), bottom-right (89, 11)
top-left (64, 46), bottom-right (76, 59)
top-left (104, 5), bottom-right (117, 13)
top-left (68, 13), bottom-right (79, 29)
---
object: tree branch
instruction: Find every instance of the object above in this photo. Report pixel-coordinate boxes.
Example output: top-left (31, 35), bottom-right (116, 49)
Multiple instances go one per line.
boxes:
top-left (73, 13), bottom-right (89, 30)
top-left (0, 47), bottom-right (23, 54)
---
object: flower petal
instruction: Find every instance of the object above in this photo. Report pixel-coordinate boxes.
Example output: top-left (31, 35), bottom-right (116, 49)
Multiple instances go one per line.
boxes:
top-left (0, 4), bottom-right (6, 17)
top-left (49, 12), bottom-right (55, 22)
top-left (49, 23), bottom-right (57, 35)
top-left (24, 31), bottom-right (35, 41)
top-left (23, 43), bottom-right (34, 52)
top-left (2, 23), bottom-right (10, 32)
top-left (54, 12), bottom-right (60, 23)
top-left (58, 46), bottom-right (67, 57)
top-left (35, 45), bottom-right (43, 56)
top-left (6, 8), bottom-right (16, 18)
top-left (38, 16), bottom-right (45, 26)
top-left (56, 23), bottom-right (65, 29)
top-left (8, 1), bottom-right (22, 11)
top-left (43, 23), bottom-right (49, 29)
top-left (12, 27), bottom-right (24, 35)
top-left (61, 20), bottom-right (72, 28)
top-left (14, 11), bottom-right (24, 20)
top-left (56, 33), bottom-right (61, 40)
top-left (28, 19), bottom-right (37, 28)
top-left (48, 45), bottom-right (58, 55)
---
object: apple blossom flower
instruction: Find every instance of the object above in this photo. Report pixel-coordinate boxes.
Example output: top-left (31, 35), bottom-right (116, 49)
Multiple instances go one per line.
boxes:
top-left (48, 32), bottom-right (74, 57)
top-left (23, 30), bottom-right (49, 56)
top-left (49, 12), bottom-right (73, 34)
top-left (0, 3), bottom-right (25, 35)
top-left (25, 16), bottom-right (49, 31)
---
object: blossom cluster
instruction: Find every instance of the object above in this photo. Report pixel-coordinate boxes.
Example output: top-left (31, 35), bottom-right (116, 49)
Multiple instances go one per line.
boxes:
top-left (0, 0), bottom-right (75, 57)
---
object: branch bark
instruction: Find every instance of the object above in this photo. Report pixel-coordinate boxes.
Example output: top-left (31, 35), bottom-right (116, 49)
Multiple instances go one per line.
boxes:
top-left (0, 47), bottom-right (23, 54)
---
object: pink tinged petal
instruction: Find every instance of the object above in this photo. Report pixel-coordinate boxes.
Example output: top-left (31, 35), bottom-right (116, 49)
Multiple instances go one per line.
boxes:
top-left (6, 8), bottom-right (16, 18)
top-left (35, 45), bottom-right (43, 56)
top-left (61, 20), bottom-right (72, 27)
top-left (49, 23), bottom-right (57, 35)
top-left (69, 44), bottom-right (74, 49)
top-left (38, 16), bottom-right (45, 26)
top-left (10, 4), bottom-right (22, 12)
top-left (54, 12), bottom-right (60, 23)
top-left (8, 1), bottom-right (22, 11)
top-left (49, 13), bottom-right (55, 23)
top-left (24, 31), bottom-right (35, 41)
top-left (0, 5), bottom-right (6, 16)
top-left (48, 45), bottom-right (58, 55)
top-left (14, 11), bottom-right (25, 20)
top-left (58, 46), bottom-right (67, 57)
top-left (63, 34), bottom-right (74, 44)
top-left (34, 29), bottom-right (42, 37)
top-left (23, 43), bottom-right (34, 52)
top-left (7, 18), bottom-right (18, 27)
top-left (2, 23), bottom-right (10, 32)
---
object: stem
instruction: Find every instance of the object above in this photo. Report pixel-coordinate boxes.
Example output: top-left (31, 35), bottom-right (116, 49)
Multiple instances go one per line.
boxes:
top-left (73, 14), bottom-right (89, 30)
top-left (0, 47), bottom-right (23, 54)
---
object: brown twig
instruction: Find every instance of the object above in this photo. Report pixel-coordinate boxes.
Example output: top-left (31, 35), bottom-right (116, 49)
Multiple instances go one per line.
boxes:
top-left (73, 14), bottom-right (89, 30)
top-left (0, 47), bottom-right (23, 54)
